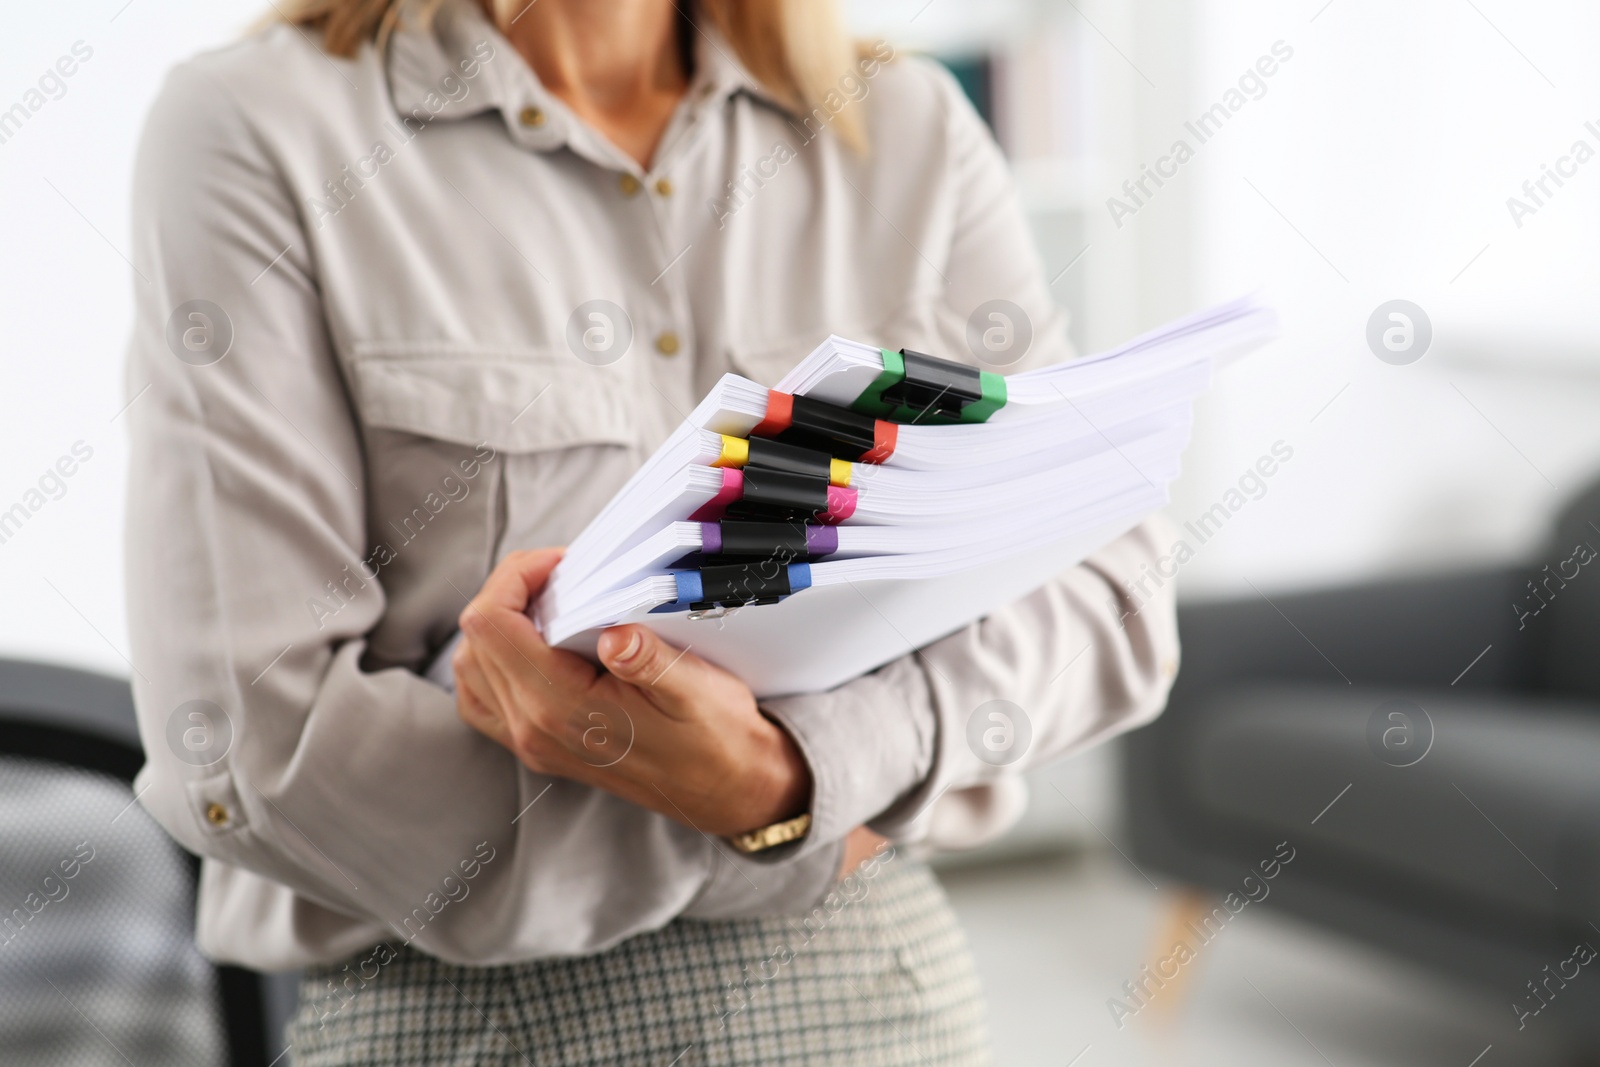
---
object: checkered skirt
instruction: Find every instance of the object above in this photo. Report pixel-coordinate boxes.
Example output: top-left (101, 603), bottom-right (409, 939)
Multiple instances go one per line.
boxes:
top-left (288, 857), bottom-right (991, 1066)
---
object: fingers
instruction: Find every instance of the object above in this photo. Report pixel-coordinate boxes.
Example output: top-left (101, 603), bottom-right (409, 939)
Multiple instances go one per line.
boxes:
top-left (596, 624), bottom-right (733, 722)
top-left (453, 643), bottom-right (510, 746)
top-left (597, 625), bottom-right (687, 686)
top-left (456, 634), bottom-right (568, 776)
top-left (460, 548), bottom-right (589, 691)
top-left (452, 549), bottom-right (613, 776)
top-left (466, 548), bottom-right (565, 616)
top-left (459, 605), bottom-right (551, 685)
top-left (454, 640), bottom-right (493, 708)
top-left (458, 685), bottom-right (508, 745)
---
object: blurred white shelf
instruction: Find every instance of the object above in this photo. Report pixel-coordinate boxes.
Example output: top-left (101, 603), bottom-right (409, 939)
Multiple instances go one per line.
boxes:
top-left (842, 0), bottom-right (1039, 55)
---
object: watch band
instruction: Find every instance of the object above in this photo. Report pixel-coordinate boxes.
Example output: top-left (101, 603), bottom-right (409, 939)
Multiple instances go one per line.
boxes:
top-left (729, 812), bottom-right (812, 854)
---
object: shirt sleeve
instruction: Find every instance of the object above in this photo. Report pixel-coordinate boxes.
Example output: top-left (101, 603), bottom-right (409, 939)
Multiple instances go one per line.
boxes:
top-left (759, 60), bottom-right (1182, 857)
top-left (124, 60), bottom-right (840, 969)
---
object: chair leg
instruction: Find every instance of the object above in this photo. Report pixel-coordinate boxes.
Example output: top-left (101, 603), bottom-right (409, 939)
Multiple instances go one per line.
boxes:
top-left (1139, 888), bottom-right (1218, 1026)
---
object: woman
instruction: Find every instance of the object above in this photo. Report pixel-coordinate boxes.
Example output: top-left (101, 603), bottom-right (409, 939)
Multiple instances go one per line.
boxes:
top-left (124, 0), bottom-right (1179, 1062)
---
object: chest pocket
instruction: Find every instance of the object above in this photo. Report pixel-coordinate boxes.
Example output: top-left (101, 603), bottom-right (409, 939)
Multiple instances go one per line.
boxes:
top-left (350, 343), bottom-right (638, 452)
top-left (345, 343), bottom-right (641, 666)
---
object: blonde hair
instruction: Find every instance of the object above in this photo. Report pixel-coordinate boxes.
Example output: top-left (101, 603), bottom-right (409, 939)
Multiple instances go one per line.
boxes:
top-left (273, 0), bottom-right (867, 148)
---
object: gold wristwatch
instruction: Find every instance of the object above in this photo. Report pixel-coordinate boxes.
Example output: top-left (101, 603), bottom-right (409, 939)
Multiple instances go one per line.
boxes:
top-left (729, 812), bottom-right (812, 854)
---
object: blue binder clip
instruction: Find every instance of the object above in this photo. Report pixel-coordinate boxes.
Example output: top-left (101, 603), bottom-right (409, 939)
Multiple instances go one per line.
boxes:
top-left (655, 562), bottom-right (813, 618)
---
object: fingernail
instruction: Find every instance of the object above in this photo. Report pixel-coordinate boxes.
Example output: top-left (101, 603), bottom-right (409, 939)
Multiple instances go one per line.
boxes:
top-left (614, 631), bottom-right (643, 665)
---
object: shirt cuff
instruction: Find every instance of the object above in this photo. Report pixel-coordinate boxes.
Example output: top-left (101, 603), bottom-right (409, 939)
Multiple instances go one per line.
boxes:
top-left (758, 655), bottom-right (937, 861)
top-left (681, 835), bottom-right (844, 920)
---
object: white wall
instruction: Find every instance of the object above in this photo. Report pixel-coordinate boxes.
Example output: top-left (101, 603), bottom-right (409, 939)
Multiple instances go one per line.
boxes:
top-left (857, 0), bottom-right (1600, 598)
top-left (1164, 0), bottom-right (1600, 595)
top-left (7, 0), bottom-right (1598, 678)
top-left (0, 2), bottom-right (260, 675)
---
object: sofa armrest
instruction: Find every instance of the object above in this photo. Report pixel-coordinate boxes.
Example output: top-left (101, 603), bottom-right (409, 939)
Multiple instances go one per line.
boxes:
top-left (1171, 567), bottom-right (1533, 697)
top-left (1130, 567), bottom-right (1535, 882)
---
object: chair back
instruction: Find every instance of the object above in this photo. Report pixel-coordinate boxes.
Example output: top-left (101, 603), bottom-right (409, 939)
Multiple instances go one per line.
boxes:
top-left (0, 658), bottom-right (270, 1066)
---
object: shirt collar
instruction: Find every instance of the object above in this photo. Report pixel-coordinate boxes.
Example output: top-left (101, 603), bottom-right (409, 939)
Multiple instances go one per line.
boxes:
top-left (385, 0), bottom-right (508, 120)
top-left (384, 0), bottom-right (797, 145)
top-left (685, 19), bottom-right (796, 117)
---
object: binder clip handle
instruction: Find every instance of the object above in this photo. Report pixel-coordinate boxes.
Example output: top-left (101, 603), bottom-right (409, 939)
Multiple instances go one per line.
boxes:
top-left (687, 604), bottom-right (741, 624)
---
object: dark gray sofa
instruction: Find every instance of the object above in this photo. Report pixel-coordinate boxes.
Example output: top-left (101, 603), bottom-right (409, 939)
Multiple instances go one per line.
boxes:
top-left (1123, 478), bottom-right (1600, 1041)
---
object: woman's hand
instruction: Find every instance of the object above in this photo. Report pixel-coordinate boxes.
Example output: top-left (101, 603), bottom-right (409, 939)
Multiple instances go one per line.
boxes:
top-left (453, 549), bottom-right (812, 839)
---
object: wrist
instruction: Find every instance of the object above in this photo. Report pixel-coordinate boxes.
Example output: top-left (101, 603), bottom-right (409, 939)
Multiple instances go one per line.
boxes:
top-left (734, 716), bottom-right (812, 837)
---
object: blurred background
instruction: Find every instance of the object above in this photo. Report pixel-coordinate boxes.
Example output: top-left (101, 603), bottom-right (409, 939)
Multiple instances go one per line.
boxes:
top-left (5, 0), bottom-right (1599, 1063)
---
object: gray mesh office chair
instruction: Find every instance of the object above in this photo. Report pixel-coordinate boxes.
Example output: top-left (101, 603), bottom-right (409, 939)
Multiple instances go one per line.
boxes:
top-left (0, 657), bottom-right (291, 1066)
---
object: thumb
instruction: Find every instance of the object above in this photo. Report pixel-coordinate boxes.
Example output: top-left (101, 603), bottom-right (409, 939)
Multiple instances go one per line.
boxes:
top-left (597, 625), bottom-right (723, 716)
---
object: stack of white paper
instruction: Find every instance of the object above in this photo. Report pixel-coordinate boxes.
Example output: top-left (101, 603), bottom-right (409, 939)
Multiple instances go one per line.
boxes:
top-left (429, 295), bottom-right (1276, 698)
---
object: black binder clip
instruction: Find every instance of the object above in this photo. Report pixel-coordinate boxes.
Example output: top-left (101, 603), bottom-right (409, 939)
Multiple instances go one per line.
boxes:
top-left (713, 520), bottom-right (812, 560)
top-left (879, 349), bottom-right (984, 419)
top-left (672, 520), bottom-right (839, 570)
top-left (751, 390), bottom-right (893, 461)
top-left (681, 561), bottom-right (811, 619)
top-left (724, 465), bottom-right (830, 521)
top-left (776, 395), bottom-right (881, 459)
top-left (743, 436), bottom-right (834, 480)
top-left (851, 348), bottom-right (1006, 425)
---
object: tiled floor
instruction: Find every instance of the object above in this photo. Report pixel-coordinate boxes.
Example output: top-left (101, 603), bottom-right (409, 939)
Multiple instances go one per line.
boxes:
top-left (938, 849), bottom-right (1583, 1067)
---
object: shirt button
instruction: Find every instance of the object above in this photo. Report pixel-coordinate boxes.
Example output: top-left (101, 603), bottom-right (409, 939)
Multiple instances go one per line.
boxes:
top-left (517, 106), bottom-right (545, 128)
top-left (619, 174), bottom-right (642, 197)
top-left (655, 331), bottom-right (681, 356)
top-left (205, 802), bottom-right (230, 827)
top-left (654, 178), bottom-right (673, 197)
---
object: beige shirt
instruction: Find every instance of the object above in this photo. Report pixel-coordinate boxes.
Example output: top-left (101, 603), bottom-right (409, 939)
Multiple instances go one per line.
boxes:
top-left (125, 0), bottom-right (1179, 970)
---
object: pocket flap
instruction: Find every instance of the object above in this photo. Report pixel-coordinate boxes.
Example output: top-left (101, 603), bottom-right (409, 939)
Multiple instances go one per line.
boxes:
top-left (349, 343), bottom-right (637, 453)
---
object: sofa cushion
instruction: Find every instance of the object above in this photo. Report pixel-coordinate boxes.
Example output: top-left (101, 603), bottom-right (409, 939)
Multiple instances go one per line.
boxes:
top-left (1187, 684), bottom-right (1600, 925)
